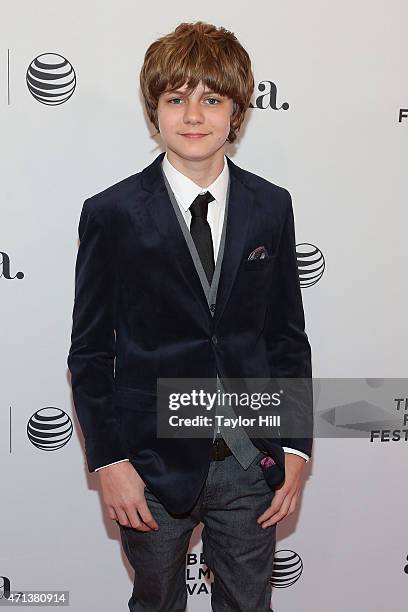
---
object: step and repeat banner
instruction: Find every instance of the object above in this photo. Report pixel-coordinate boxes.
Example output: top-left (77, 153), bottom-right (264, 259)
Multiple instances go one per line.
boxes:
top-left (1, 1), bottom-right (407, 610)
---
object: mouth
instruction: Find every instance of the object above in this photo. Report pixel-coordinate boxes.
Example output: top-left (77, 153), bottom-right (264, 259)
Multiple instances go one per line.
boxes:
top-left (180, 133), bottom-right (209, 139)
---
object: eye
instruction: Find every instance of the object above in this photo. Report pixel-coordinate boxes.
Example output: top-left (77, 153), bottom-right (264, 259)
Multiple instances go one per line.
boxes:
top-left (166, 96), bottom-right (222, 105)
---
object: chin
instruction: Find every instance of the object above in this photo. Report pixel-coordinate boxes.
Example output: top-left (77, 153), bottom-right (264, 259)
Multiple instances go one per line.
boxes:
top-left (174, 142), bottom-right (225, 159)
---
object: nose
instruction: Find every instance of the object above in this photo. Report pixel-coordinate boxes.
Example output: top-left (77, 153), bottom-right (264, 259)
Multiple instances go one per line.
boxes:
top-left (183, 100), bottom-right (205, 125)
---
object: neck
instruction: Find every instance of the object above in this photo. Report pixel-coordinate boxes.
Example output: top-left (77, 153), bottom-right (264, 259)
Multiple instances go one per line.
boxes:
top-left (165, 147), bottom-right (225, 188)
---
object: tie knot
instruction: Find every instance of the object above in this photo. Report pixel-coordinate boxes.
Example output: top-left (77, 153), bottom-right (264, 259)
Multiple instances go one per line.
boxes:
top-left (189, 191), bottom-right (215, 219)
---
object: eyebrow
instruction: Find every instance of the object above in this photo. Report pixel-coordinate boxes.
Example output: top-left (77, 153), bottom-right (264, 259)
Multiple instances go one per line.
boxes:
top-left (164, 90), bottom-right (222, 96)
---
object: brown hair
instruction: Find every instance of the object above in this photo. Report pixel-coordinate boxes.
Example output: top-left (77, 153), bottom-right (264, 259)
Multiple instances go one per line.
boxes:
top-left (139, 21), bottom-right (254, 144)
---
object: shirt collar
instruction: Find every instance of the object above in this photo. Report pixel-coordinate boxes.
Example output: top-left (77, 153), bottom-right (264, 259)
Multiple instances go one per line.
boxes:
top-left (161, 151), bottom-right (229, 212)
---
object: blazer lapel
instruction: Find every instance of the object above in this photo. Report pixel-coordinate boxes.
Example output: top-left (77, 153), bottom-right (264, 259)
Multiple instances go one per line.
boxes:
top-left (139, 151), bottom-right (254, 326)
top-left (139, 152), bottom-right (210, 319)
top-left (212, 155), bottom-right (253, 326)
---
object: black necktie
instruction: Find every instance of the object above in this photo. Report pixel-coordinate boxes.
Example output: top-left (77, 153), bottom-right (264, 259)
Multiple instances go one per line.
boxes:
top-left (189, 191), bottom-right (216, 284)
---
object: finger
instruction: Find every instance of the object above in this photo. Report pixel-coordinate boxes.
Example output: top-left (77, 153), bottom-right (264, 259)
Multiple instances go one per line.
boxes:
top-left (261, 495), bottom-right (293, 528)
top-left (287, 492), bottom-right (298, 516)
top-left (119, 502), bottom-right (153, 531)
top-left (257, 504), bottom-right (282, 527)
top-left (124, 508), bottom-right (153, 531)
top-left (259, 493), bottom-right (292, 527)
top-left (108, 508), bottom-right (119, 522)
top-left (137, 499), bottom-right (159, 531)
top-left (257, 490), bottom-right (286, 523)
top-left (115, 507), bottom-right (131, 527)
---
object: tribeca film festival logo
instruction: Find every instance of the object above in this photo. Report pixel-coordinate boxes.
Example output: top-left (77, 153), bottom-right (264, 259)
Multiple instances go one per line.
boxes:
top-left (249, 80), bottom-right (289, 111)
top-left (26, 53), bottom-right (76, 105)
top-left (185, 552), bottom-right (212, 596)
top-left (399, 108), bottom-right (408, 123)
top-left (0, 252), bottom-right (24, 279)
top-left (315, 379), bottom-right (408, 446)
top-left (370, 397), bottom-right (408, 445)
top-left (0, 577), bottom-right (10, 600)
top-left (27, 408), bottom-right (73, 451)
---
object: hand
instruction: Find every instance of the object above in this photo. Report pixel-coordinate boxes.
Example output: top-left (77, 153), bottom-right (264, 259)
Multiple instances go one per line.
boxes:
top-left (97, 461), bottom-right (159, 531)
top-left (257, 453), bottom-right (306, 528)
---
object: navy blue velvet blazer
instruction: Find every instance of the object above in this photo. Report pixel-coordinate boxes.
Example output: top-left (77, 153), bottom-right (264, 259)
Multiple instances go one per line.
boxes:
top-left (67, 151), bottom-right (313, 514)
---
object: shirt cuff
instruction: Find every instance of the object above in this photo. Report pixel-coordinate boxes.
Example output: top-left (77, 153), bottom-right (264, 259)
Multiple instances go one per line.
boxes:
top-left (94, 459), bottom-right (130, 472)
top-left (282, 447), bottom-right (310, 463)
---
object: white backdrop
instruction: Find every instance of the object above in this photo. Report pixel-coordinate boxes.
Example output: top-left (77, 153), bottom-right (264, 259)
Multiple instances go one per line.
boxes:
top-left (1, 1), bottom-right (407, 610)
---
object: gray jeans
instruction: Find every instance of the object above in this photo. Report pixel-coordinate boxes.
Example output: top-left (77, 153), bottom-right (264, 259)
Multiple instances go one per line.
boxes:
top-left (119, 451), bottom-right (276, 611)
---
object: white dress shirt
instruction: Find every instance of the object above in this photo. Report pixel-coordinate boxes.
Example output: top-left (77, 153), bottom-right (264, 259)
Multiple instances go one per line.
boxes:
top-left (95, 152), bottom-right (309, 470)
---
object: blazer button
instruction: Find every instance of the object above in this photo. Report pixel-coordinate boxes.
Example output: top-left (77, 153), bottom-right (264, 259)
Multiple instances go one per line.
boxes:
top-left (210, 304), bottom-right (216, 313)
top-left (211, 334), bottom-right (218, 345)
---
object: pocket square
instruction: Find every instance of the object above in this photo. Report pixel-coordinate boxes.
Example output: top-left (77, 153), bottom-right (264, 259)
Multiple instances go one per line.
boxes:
top-left (247, 245), bottom-right (269, 260)
top-left (260, 455), bottom-right (276, 468)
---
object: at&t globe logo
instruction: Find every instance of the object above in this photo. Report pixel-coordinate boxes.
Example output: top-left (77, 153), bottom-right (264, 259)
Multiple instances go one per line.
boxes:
top-left (271, 549), bottom-right (303, 588)
top-left (26, 53), bottom-right (76, 105)
top-left (297, 242), bottom-right (325, 287)
top-left (27, 408), bottom-right (73, 451)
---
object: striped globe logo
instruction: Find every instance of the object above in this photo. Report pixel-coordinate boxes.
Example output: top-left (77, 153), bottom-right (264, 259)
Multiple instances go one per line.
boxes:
top-left (27, 407), bottom-right (73, 451)
top-left (270, 549), bottom-right (303, 588)
top-left (296, 242), bottom-right (325, 287)
top-left (26, 53), bottom-right (76, 105)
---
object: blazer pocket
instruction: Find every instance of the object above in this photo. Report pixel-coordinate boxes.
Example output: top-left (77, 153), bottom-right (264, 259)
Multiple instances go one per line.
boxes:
top-left (242, 255), bottom-right (276, 271)
top-left (248, 451), bottom-right (266, 473)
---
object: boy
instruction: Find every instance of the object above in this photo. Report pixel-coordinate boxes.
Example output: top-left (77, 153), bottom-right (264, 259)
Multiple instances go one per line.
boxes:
top-left (68, 20), bottom-right (313, 611)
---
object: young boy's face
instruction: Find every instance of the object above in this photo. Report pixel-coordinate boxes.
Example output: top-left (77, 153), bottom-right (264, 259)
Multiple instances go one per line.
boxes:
top-left (157, 80), bottom-right (234, 163)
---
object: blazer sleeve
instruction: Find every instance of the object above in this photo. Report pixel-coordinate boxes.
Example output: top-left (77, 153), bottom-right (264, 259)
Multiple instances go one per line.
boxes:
top-left (265, 189), bottom-right (314, 458)
top-left (67, 198), bottom-right (127, 472)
